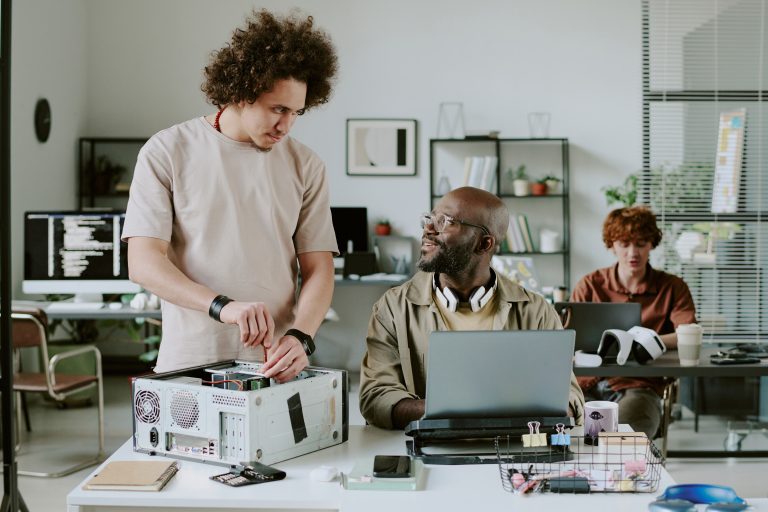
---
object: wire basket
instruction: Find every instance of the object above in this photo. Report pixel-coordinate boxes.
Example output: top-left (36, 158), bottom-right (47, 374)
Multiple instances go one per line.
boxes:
top-left (495, 433), bottom-right (663, 495)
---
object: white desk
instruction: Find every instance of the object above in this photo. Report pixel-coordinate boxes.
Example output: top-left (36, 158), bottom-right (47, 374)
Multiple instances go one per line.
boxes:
top-left (67, 425), bottom-right (690, 512)
top-left (13, 299), bottom-right (162, 321)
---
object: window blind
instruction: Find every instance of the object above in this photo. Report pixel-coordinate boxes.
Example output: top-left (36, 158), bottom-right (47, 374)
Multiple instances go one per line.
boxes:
top-left (642, 0), bottom-right (766, 340)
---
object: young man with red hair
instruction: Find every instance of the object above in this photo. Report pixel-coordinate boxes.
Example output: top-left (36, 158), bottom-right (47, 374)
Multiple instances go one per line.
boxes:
top-left (571, 206), bottom-right (696, 438)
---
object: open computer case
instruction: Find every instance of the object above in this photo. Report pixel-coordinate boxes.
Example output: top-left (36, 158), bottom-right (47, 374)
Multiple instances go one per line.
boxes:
top-left (132, 360), bottom-right (348, 467)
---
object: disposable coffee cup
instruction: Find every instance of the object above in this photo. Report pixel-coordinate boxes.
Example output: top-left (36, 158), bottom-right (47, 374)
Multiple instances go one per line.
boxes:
top-left (584, 400), bottom-right (619, 445)
top-left (676, 323), bottom-right (703, 366)
top-left (553, 286), bottom-right (568, 303)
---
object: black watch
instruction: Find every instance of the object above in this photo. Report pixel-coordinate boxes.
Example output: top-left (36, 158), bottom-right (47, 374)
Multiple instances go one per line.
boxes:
top-left (285, 328), bottom-right (315, 356)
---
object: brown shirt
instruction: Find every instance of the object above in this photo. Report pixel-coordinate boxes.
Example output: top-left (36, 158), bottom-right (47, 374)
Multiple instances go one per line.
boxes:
top-left (571, 263), bottom-right (696, 394)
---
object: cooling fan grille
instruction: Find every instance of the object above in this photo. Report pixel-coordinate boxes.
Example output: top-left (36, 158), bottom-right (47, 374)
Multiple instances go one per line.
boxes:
top-left (134, 389), bottom-right (161, 424)
top-left (169, 389), bottom-right (200, 430)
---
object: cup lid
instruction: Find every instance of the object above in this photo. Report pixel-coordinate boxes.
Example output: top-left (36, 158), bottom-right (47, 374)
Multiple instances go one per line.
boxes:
top-left (676, 323), bottom-right (703, 334)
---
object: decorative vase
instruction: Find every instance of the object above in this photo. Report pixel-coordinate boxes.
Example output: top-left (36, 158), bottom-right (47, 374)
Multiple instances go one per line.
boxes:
top-left (513, 179), bottom-right (530, 197)
top-left (375, 224), bottom-right (391, 236)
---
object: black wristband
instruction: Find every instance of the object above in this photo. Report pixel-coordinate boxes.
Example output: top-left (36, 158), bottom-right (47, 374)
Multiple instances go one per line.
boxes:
top-left (208, 295), bottom-right (233, 323)
top-left (285, 328), bottom-right (316, 356)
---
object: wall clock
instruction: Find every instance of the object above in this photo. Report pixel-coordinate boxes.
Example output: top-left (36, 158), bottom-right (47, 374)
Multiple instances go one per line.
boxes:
top-left (34, 98), bottom-right (51, 143)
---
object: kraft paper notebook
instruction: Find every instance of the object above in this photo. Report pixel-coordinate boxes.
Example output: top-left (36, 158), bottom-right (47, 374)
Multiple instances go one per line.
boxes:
top-left (83, 460), bottom-right (179, 491)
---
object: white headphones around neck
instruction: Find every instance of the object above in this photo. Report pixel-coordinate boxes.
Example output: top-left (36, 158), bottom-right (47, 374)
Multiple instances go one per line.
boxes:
top-left (433, 270), bottom-right (498, 313)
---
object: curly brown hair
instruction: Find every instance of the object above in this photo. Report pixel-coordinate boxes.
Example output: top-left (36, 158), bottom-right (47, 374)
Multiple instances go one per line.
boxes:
top-left (202, 9), bottom-right (338, 111)
top-left (602, 206), bottom-right (663, 249)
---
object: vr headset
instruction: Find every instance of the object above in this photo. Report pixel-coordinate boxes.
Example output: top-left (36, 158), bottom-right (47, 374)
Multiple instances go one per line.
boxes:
top-left (597, 326), bottom-right (666, 365)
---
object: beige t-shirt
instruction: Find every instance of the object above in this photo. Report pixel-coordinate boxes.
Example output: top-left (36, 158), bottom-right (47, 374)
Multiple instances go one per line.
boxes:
top-left (122, 117), bottom-right (338, 372)
top-left (433, 292), bottom-right (498, 331)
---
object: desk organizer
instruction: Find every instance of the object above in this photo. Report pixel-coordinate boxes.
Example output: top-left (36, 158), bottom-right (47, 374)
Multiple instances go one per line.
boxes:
top-left (495, 431), bottom-right (663, 494)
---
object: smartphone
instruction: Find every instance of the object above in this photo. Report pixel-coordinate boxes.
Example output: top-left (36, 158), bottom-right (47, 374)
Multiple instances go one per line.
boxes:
top-left (711, 356), bottom-right (761, 365)
top-left (372, 455), bottom-right (411, 478)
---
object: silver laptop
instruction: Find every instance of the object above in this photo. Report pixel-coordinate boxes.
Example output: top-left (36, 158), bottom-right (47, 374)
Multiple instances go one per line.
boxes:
top-left (554, 302), bottom-right (642, 353)
top-left (422, 330), bottom-right (575, 420)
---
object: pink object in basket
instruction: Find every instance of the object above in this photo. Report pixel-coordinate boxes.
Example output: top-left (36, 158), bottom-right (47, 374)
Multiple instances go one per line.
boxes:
top-left (624, 460), bottom-right (647, 474)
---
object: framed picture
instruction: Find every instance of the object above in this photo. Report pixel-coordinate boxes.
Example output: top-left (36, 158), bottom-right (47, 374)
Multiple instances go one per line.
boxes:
top-left (346, 119), bottom-right (417, 176)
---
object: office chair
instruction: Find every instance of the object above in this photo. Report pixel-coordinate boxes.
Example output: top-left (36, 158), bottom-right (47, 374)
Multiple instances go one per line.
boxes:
top-left (9, 307), bottom-right (105, 477)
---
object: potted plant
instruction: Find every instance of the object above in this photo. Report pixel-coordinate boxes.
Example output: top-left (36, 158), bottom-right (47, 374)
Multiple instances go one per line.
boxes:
top-left (543, 175), bottom-right (562, 194)
top-left (374, 219), bottom-right (392, 236)
top-left (509, 165), bottom-right (529, 196)
top-left (602, 173), bottom-right (638, 207)
top-left (531, 178), bottom-right (548, 196)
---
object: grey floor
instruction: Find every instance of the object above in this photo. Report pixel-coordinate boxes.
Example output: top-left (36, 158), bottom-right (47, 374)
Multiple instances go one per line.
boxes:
top-left (4, 374), bottom-right (767, 510)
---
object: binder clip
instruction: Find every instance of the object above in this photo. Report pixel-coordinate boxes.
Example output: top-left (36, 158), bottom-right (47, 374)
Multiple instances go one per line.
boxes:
top-left (522, 421), bottom-right (547, 447)
top-left (551, 423), bottom-right (571, 446)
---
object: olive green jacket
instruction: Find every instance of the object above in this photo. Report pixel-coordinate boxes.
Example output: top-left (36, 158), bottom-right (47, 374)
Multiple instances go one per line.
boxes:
top-left (359, 271), bottom-right (585, 429)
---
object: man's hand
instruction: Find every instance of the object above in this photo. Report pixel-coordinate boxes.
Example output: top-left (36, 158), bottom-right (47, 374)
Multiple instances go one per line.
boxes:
top-left (260, 334), bottom-right (309, 383)
top-left (392, 398), bottom-right (425, 429)
top-left (218, 301), bottom-right (275, 348)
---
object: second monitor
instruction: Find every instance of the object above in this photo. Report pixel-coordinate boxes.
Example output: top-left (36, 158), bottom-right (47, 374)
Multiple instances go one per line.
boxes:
top-left (23, 211), bottom-right (141, 302)
top-left (330, 206), bottom-right (368, 255)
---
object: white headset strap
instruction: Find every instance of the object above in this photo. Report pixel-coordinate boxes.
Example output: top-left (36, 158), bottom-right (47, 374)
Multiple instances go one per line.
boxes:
top-left (434, 270), bottom-right (498, 313)
top-left (432, 273), bottom-right (457, 311)
top-left (471, 269), bottom-right (498, 312)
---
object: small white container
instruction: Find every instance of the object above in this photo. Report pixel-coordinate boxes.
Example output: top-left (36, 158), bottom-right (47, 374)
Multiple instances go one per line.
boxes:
top-left (539, 229), bottom-right (561, 253)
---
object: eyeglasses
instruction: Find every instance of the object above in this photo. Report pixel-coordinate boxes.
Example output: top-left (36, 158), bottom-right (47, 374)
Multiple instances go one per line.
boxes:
top-left (420, 213), bottom-right (490, 236)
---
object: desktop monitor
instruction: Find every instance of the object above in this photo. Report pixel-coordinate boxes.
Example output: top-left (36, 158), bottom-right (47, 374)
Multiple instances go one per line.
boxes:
top-left (23, 211), bottom-right (140, 300)
top-left (330, 206), bottom-right (368, 255)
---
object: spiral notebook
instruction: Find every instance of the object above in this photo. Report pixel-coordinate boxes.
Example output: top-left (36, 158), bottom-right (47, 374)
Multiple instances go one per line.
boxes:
top-left (83, 460), bottom-right (179, 491)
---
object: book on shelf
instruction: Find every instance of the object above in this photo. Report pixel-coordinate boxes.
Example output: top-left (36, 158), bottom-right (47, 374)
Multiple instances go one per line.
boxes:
top-left (517, 215), bottom-right (534, 252)
top-left (481, 156), bottom-right (498, 192)
top-left (461, 157), bottom-right (473, 190)
top-left (462, 156), bottom-right (497, 192)
top-left (469, 157), bottom-right (484, 189)
top-left (505, 214), bottom-right (522, 252)
top-left (506, 213), bottom-right (534, 253)
top-left (464, 129), bottom-right (499, 139)
top-left (83, 460), bottom-right (179, 492)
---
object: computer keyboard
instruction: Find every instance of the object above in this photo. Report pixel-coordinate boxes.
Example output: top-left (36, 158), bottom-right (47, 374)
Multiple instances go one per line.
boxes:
top-left (47, 302), bottom-right (105, 312)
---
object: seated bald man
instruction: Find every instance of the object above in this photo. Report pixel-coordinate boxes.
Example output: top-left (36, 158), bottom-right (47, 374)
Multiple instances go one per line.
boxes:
top-left (359, 187), bottom-right (585, 429)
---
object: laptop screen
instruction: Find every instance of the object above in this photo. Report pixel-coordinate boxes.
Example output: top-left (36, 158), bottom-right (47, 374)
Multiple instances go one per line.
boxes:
top-left (554, 302), bottom-right (642, 352)
top-left (423, 330), bottom-right (575, 420)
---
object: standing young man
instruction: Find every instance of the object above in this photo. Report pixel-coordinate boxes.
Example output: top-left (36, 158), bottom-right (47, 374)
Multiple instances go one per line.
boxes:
top-left (122, 10), bottom-right (339, 381)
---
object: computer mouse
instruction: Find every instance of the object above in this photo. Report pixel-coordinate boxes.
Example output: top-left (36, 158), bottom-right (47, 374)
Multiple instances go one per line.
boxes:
top-left (108, 302), bottom-right (123, 310)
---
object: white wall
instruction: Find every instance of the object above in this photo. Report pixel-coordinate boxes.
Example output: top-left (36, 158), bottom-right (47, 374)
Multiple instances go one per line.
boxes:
top-left (13, 0), bottom-right (643, 293)
top-left (11, 0), bottom-right (88, 294)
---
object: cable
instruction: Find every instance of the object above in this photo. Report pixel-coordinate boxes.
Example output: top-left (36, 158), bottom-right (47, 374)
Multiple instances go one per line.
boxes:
top-left (201, 379), bottom-right (243, 391)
